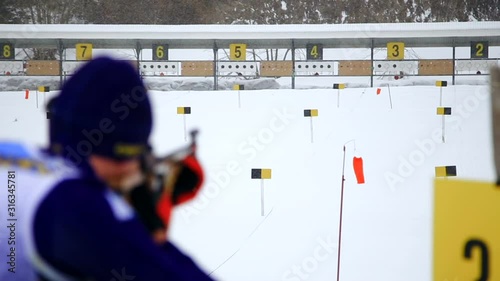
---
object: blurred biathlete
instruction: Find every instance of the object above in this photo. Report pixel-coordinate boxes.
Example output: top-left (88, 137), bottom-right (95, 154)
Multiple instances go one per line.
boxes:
top-left (0, 57), bottom-right (214, 281)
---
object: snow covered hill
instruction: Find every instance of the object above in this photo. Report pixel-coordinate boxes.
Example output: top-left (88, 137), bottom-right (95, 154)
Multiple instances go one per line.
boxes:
top-left (0, 84), bottom-right (494, 281)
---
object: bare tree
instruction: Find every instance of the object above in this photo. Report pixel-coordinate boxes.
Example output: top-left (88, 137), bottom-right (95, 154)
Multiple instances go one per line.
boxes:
top-left (6, 0), bottom-right (89, 59)
top-left (0, 0), bottom-right (17, 23)
top-left (467, 0), bottom-right (500, 20)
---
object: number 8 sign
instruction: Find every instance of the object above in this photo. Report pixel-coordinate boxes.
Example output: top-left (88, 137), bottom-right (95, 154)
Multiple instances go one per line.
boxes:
top-left (0, 43), bottom-right (14, 60)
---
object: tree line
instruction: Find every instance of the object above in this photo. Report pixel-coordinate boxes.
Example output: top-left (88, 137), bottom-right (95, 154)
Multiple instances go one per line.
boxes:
top-left (1, 0), bottom-right (498, 25)
top-left (1, 0), bottom-right (497, 60)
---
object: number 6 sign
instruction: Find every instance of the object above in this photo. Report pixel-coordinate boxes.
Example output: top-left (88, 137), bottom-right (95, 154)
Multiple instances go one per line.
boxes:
top-left (153, 44), bottom-right (169, 60)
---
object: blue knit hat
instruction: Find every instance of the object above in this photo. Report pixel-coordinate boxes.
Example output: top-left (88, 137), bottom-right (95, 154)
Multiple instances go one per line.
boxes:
top-left (49, 57), bottom-right (152, 164)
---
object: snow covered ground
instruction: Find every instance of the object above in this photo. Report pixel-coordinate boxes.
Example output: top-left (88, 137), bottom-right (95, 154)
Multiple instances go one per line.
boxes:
top-left (0, 80), bottom-right (494, 280)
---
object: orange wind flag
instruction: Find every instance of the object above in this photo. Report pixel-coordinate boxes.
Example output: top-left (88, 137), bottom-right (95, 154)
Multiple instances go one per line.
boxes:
top-left (353, 157), bottom-right (365, 184)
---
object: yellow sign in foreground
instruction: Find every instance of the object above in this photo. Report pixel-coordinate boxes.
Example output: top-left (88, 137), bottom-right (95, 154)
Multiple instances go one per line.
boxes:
top-left (434, 179), bottom-right (500, 281)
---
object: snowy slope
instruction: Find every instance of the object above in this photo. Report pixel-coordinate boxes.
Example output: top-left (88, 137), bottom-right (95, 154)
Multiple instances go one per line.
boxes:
top-left (0, 84), bottom-right (494, 281)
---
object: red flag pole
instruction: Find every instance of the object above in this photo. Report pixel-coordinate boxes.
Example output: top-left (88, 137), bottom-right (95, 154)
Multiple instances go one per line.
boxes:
top-left (336, 145), bottom-right (346, 281)
top-left (337, 139), bottom-right (355, 281)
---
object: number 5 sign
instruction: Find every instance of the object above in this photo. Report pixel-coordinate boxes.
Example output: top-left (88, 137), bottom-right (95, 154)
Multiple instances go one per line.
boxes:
top-left (433, 179), bottom-right (500, 280)
top-left (76, 43), bottom-right (93, 60)
top-left (230, 44), bottom-right (246, 61)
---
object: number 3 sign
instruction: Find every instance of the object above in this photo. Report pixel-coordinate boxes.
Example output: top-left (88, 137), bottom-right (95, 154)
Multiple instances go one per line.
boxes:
top-left (387, 42), bottom-right (405, 60)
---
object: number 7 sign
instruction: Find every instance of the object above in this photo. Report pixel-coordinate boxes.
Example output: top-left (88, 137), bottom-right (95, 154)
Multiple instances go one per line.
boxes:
top-left (76, 43), bottom-right (93, 61)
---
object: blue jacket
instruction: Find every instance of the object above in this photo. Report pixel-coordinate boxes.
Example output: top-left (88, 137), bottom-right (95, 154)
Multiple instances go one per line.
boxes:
top-left (0, 142), bottom-right (214, 281)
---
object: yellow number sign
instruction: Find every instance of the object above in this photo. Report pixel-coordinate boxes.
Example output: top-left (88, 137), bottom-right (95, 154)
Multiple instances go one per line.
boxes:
top-left (434, 179), bottom-right (500, 281)
top-left (230, 44), bottom-right (246, 61)
top-left (306, 44), bottom-right (323, 60)
top-left (0, 43), bottom-right (14, 59)
top-left (76, 43), bottom-right (93, 60)
top-left (153, 44), bottom-right (168, 60)
top-left (387, 42), bottom-right (404, 60)
top-left (471, 41), bottom-right (489, 59)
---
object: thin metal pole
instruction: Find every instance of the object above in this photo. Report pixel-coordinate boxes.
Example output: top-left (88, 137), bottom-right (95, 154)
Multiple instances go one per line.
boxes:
top-left (292, 40), bottom-right (296, 90)
top-left (336, 145), bottom-right (347, 281)
top-left (388, 84), bottom-right (393, 109)
top-left (442, 115), bottom-right (445, 143)
top-left (183, 114), bottom-right (187, 141)
top-left (452, 43), bottom-right (456, 86)
top-left (135, 41), bottom-right (141, 74)
top-left (213, 42), bottom-right (218, 91)
top-left (440, 88), bottom-right (443, 107)
top-left (58, 40), bottom-right (64, 88)
top-left (260, 179), bottom-right (264, 216)
top-left (310, 117), bottom-right (314, 143)
top-left (370, 39), bottom-right (374, 88)
top-left (337, 89), bottom-right (340, 108)
top-left (238, 90), bottom-right (241, 108)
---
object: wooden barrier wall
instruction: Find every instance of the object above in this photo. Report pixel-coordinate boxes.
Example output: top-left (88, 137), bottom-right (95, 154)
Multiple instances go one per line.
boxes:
top-left (2, 59), bottom-right (499, 77)
top-left (260, 61), bottom-right (293, 76)
top-left (338, 61), bottom-right (372, 76)
top-left (418, 60), bottom-right (454, 75)
top-left (181, 61), bottom-right (214, 76)
top-left (26, 60), bottom-right (60, 76)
